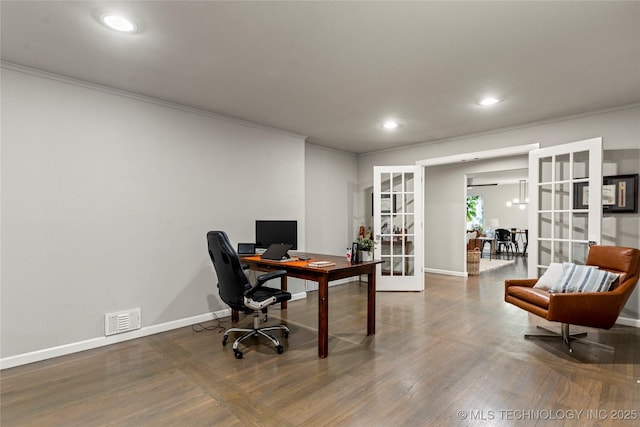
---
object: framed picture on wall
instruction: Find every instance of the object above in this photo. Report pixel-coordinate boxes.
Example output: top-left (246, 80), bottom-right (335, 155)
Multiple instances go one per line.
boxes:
top-left (573, 174), bottom-right (638, 213)
top-left (603, 174), bottom-right (638, 213)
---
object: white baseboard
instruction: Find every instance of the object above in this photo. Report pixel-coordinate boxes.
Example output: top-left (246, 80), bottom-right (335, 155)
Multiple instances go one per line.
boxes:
top-left (289, 291), bottom-right (307, 302)
top-left (1, 291), bottom-right (307, 370)
top-left (616, 316), bottom-right (640, 328)
top-left (424, 268), bottom-right (467, 277)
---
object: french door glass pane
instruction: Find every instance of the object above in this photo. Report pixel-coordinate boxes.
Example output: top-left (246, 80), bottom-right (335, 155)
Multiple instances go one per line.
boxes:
top-left (393, 257), bottom-right (403, 275)
top-left (404, 173), bottom-right (414, 192)
top-left (539, 213), bottom-right (552, 238)
top-left (555, 183), bottom-right (571, 210)
top-left (540, 184), bottom-right (553, 210)
top-left (381, 174), bottom-right (391, 192)
top-left (405, 236), bottom-right (415, 256)
top-left (573, 151), bottom-right (589, 179)
top-left (539, 240), bottom-right (552, 265)
top-left (392, 216), bottom-right (401, 234)
top-left (555, 213), bottom-right (570, 239)
top-left (406, 218), bottom-right (414, 234)
top-left (539, 156), bottom-right (553, 182)
top-left (396, 194), bottom-right (404, 213)
top-left (555, 242), bottom-right (570, 263)
top-left (381, 214), bottom-right (391, 232)
top-left (555, 153), bottom-right (571, 181)
top-left (572, 243), bottom-right (589, 264)
top-left (572, 213), bottom-right (588, 240)
top-left (381, 194), bottom-right (391, 214)
top-left (405, 193), bottom-right (414, 213)
top-left (381, 258), bottom-right (391, 276)
top-left (393, 173), bottom-right (402, 192)
top-left (406, 257), bottom-right (415, 276)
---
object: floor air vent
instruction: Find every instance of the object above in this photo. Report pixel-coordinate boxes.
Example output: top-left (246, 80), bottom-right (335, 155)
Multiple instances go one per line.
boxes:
top-left (105, 308), bottom-right (141, 336)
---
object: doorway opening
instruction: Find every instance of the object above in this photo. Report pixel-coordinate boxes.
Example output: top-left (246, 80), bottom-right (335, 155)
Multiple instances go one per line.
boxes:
top-left (467, 168), bottom-right (529, 275)
top-left (417, 143), bottom-right (538, 278)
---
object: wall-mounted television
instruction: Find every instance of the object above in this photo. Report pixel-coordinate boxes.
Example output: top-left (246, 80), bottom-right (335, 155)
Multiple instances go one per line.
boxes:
top-left (255, 220), bottom-right (297, 250)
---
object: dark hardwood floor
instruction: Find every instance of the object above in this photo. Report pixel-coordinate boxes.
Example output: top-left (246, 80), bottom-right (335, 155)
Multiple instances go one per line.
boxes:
top-left (2, 257), bottom-right (639, 426)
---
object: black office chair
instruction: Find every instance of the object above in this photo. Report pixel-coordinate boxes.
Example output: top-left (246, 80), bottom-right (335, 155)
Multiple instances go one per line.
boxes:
top-left (207, 231), bottom-right (291, 359)
top-left (509, 228), bottom-right (520, 254)
top-left (495, 228), bottom-right (514, 256)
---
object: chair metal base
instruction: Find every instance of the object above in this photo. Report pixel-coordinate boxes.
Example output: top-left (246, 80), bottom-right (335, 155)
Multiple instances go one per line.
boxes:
top-left (524, 324), bottom-right (613, 353)
top-left (222, 311), bottom-right (289, 359)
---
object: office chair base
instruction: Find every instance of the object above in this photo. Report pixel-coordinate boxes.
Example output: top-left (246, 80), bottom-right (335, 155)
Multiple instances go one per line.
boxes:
top-left (524, 324), bottom-right (614, 353)
top-left (222, 324), bottom-right (289, 359)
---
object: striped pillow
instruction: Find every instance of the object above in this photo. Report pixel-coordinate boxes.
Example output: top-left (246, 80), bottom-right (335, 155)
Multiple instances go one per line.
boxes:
top-left (550, 263), bottom-right (619, 293)
top-left (533, 263), bottom-right (563, 290)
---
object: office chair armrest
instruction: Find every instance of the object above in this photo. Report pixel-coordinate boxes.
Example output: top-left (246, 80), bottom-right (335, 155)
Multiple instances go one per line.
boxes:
top-left (245, 270), bottom-right (287, 298)
top-left (255, 270), bottom-right (287, 287)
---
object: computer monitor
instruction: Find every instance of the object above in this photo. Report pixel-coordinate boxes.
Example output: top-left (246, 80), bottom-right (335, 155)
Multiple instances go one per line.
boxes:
top-left (255, 220), bottom-right (297, 250)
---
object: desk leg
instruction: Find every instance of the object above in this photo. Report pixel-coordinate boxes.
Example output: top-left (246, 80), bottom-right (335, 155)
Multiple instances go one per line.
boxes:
top-left (367, 268), bottom-right (376, 336)
top-left (231, 308), bottom-right (239, 323)
top-left (281, 275), bottom-right (288, 310)
top-left (318, 277), bottom-right (329, 358)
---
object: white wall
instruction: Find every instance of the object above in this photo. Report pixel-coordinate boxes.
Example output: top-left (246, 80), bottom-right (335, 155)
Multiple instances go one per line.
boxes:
top-left (601, 149), bottom-right (640, 320)
top-left (1, 68), bottom-right (306, 360)
top-left (305, 144), bottom-right (358, 255)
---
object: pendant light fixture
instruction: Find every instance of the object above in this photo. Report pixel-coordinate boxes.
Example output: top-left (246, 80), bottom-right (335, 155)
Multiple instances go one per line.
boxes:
top-left (506, 180), bottom-right (529, 209)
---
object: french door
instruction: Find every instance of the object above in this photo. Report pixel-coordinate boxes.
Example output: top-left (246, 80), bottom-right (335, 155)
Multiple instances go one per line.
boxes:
top-left (528, 137), bottom-right (603, 278)
top-left (373, 166), bottom-right (424, 291)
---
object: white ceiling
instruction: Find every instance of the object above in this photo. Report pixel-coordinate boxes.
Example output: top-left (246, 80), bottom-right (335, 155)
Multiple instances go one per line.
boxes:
top-left (2, 1), bottom-right (639, 154)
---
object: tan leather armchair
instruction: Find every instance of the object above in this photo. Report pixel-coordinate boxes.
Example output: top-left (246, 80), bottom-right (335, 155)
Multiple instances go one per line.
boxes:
top-left (505, 245), bottom-right (640, 352)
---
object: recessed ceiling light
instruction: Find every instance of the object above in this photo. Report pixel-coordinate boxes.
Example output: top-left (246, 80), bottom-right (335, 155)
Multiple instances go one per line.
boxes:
top-left (479, 97), bottom-right (501, 106)
top-left (382, 120), bottom-right (399, 130)
top-left (101, 15), bottom-right (137, 32)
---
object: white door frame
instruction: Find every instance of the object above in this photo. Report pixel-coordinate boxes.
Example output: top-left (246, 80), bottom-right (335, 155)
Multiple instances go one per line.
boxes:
top-left (417, 143), bottom-right (539, 276)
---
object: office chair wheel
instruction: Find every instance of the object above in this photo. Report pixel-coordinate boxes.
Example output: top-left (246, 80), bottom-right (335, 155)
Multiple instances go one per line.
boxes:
top-left (222, 335), bottom-right (228, 346)
top-left (234, 349), bottom-right (243, 359)
top-left (276, 345), bottom-right (284, 354)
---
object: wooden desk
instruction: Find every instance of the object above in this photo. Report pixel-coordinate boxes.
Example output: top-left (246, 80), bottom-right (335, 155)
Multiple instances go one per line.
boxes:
top-left (241, 253), bottom-right (382, 358)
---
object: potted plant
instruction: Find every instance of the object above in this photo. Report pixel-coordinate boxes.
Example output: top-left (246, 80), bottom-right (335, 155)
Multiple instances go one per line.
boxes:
top-left (357, 237), bottom-right (376, 261)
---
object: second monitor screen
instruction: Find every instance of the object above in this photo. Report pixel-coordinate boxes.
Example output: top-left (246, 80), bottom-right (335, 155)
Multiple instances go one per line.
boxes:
top-left (255, 220), bottom-right (297, 250)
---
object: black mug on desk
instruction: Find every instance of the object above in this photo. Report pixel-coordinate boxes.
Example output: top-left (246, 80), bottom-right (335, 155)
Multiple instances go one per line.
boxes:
top-left (351, 242), bottom-right (360, 263)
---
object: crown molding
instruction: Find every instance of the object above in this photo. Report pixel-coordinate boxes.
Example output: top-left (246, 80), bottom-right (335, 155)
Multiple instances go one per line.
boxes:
top-left (1, 61), bottom-right (307, 141)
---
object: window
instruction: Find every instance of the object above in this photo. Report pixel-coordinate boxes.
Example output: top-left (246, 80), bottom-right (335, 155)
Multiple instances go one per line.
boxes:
top-left (466, 195), bottom-right (484, 231)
